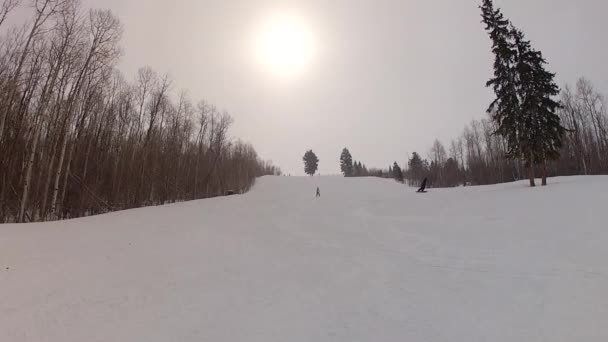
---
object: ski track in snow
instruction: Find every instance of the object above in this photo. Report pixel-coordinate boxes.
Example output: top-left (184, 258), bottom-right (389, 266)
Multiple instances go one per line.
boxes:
top-left (1, 175), bottom-right (608, 341)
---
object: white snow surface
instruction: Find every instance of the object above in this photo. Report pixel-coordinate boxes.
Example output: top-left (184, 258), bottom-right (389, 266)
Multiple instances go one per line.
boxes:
top-left (2, 176), bottom-right (608, 342)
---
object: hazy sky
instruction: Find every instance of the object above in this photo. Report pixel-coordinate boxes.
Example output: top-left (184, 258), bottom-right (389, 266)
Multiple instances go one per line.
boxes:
top-left (48, 0), bottom-right (608, 174)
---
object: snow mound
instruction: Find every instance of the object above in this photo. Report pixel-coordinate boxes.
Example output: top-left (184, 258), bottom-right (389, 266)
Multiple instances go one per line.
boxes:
top-left (2, 176), bottom-right (608, 341)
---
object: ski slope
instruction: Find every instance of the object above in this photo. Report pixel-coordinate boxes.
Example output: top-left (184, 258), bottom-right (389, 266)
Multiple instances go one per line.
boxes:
top-left (2, 176), bottom-right (608, 342)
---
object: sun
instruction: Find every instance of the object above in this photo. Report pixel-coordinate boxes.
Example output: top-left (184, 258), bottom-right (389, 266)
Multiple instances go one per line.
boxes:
top-left (255, 14), bottom-right (314, 77)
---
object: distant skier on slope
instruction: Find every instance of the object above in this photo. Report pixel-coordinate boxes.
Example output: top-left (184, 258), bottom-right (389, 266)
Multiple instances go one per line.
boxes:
top-left (417, 178), bottom-right (428, 193)
top-left (316, 187), bottom-right (321, 198)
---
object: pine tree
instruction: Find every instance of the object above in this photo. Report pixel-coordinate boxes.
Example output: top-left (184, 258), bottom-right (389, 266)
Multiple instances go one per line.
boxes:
top-left (352, 160), bottom-right (359, 177)
top-left (303, 150), bottom-right (319, 176)
top-left (339, 148), bottom-right (354, 177)
top-left (511, 28), bottom-right (565, 186)
top-left (481, 0), bottom-right (565, 187)
top-left (481, 0), bottom-right (521, 158)
top-left (393, 162), bottom-right (404, 183)
top-left (407, 152), bottom-right (425, 186)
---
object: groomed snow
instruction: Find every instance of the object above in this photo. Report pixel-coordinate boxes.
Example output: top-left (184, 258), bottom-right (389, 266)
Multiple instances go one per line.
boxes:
top-left (2, 176), bottom-right (608, 341)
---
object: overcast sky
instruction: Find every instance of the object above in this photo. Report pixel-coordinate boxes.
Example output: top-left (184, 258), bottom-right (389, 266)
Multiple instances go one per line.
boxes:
top-left (29, 0), bottom-right (608, 174)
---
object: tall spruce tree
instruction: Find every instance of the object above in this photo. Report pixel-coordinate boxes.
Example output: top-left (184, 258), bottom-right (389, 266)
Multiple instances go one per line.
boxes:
top-left (512, 28), bottom-right (565, 186)
top-left (481, 0), bottom-right (521, 158)
top-left (354, 161), bottom-right (367, 177)
top-left (408, 152), bottom-right (425, 186)
top-left (393, 162), bottom-right (404, 183)
top-left (340, 148), bottom-right (354, 177)
top-left (481, 0), bottom-right (565, 187)
top-left (303, 150), bottom-right (319, 176)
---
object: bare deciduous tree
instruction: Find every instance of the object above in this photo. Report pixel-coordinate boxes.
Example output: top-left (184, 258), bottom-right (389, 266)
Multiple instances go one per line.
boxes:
top-left (0, 2), bottom-right (280, 222)
top-left (0, 0), bottom-right (20, 28)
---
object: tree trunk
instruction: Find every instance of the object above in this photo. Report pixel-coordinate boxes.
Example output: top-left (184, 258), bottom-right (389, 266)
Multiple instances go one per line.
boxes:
top-left (541, 160), bottom-right (548, 186)
top-left (49, 132), bottom-right (69, 218)
top-left (40, 140), bottom-right (58, 219)
top-left (0, 0), bottom-right (53, 143)
top-left (527, 155), bottom-right (536, 187)
top-left (78, 135), bottom-right (94, 216)
top-left (0, 173), bottom-right (6, 222)
top-left (59, 144), bottom-right (74, 219)
top-left (18, 121), bottom-right (42, 222)
top-left (528, 167), bottom-right (536, 187)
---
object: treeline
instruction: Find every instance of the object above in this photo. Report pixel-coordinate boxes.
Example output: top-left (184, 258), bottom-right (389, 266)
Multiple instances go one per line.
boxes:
top-left (0, 0), bottom-right (279, 223)
top-left (342, 0), bottom-right (608, 190)
top-left (403, 77), bottom-right (608, 188)
top-left (339, 148), bottom-right (404, 182)
top-left (338, 77), bottom-right (607, 189)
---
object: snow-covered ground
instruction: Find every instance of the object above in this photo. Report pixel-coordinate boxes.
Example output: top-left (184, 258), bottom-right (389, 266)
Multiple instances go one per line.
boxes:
top-left (1, 176), bottom-right (608, 342)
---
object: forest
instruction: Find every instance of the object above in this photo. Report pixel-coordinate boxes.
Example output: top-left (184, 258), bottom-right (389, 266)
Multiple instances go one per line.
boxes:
top-left (341, 79), bottom-right (608, 189)
top-left (341, 1), bottom-right (608, 189)
top-left (404, 78), bottom-right (608, 189)
top-left (0, 0), bottom-right (279, 223)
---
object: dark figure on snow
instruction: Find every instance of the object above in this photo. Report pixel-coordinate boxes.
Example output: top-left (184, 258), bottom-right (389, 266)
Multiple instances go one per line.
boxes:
top-left (417, 178), bottom-right (428, 193)
top-left (316, 187), bottom-right (321, 198)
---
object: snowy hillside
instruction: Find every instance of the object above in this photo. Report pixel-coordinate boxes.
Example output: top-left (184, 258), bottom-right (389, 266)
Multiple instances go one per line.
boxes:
top-left (2, 176), bottom-right (608, 342)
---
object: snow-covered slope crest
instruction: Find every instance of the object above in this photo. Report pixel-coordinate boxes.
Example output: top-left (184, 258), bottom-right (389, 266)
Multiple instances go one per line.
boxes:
top-left (2, 176), bottom-right (608, 341)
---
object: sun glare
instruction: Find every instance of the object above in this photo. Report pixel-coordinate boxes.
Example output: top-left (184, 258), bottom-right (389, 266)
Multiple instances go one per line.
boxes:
top-left (255, 14), bottom-right (314, 77)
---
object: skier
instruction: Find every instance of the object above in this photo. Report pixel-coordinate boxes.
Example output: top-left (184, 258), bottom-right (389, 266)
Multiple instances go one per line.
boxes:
top-left (316, 187), bottom-right (321, 198)
top-left (417, 178), bottom-right (428, 193)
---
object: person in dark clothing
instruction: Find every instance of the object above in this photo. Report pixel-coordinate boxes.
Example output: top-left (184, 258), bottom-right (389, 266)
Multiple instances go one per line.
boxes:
top-left (417, 178), bottom-right (428, 193)
top-left (316, 187), bottom-right (321, 198)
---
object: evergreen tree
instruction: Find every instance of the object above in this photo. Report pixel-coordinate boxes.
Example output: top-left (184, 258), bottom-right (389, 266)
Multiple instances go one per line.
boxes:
top-left (354, 161), bottom-right (364, 177)
top-left (481, 0), bottom-right (565, 187)
top-left (303, 150), bottom-right (319, 176)
top-left (392, 162), bottom-right (404, 183)
top-left (481, 0), bottom-right (521, 159)
top-left (339, 148), bottom-right (354, 177)
top-left (511, 28), bottom-right (566, 186)
top-left (361, 162), bottom-right (368, 176)
top-left (407, 152), bottom-right (425, 186)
